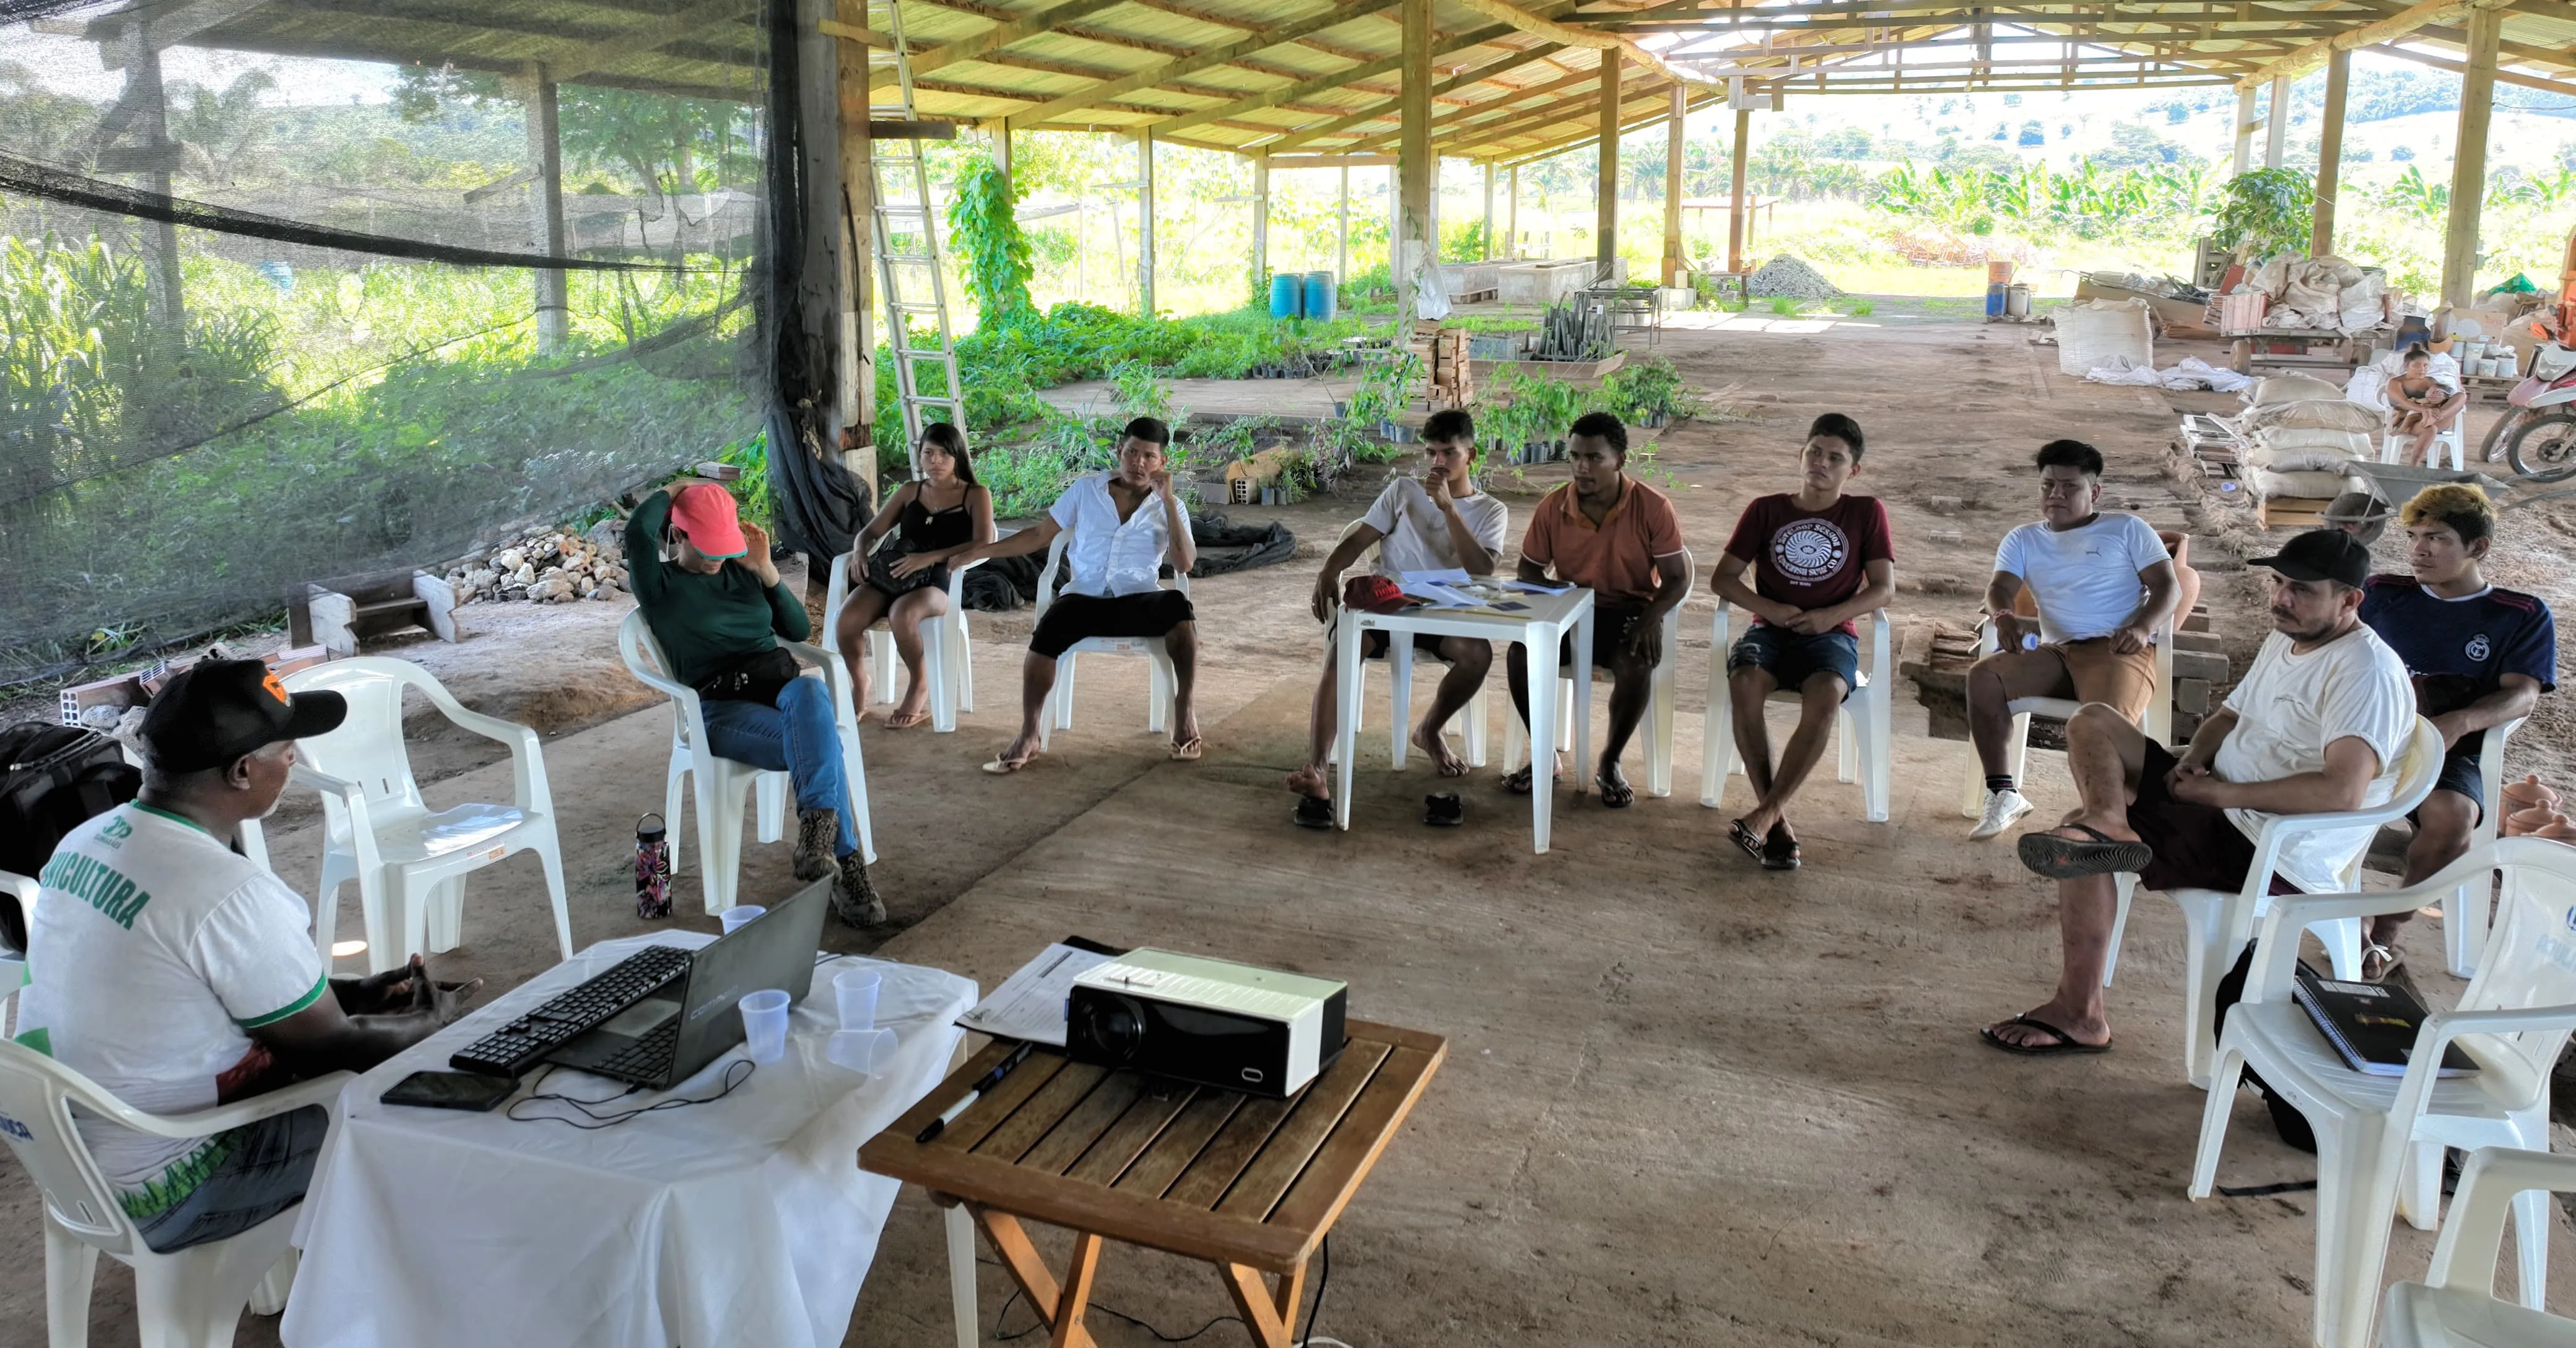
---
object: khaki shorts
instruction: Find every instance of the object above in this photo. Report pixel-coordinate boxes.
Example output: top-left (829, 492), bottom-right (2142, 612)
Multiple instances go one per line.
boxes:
top-left (2046, 637), bottom-right (2158, 720)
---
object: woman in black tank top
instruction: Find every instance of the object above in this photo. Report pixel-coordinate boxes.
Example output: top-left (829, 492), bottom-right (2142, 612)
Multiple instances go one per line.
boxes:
top-left (833, 424), bottom-right (996, 728)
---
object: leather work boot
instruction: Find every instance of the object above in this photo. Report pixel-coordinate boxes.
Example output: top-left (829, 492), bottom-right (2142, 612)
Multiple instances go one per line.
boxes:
top-left (834, 853), bottom-right (887, 927)
top-left (792, 808), bottom-right (837, 882)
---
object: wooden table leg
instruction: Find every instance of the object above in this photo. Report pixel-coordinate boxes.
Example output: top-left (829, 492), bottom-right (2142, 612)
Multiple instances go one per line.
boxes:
top-left (1051, 1232), bottom-right (1103, 1348)
top-left (1218, 1261), bottom-right (1302, 1348)
top-left (968, 1207), bottom-right (1101, 1348)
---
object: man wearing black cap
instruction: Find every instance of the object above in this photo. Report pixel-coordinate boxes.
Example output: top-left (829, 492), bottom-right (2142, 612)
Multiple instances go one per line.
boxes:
top-left (13, 660), bottom-right (478, 1253)
top-left (1981, 530), bottom-right (2414, 1055)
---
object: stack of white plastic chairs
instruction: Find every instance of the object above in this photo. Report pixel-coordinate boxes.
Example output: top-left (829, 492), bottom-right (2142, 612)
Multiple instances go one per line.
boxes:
top-left (2239, 373), bottom-right (2378, 504)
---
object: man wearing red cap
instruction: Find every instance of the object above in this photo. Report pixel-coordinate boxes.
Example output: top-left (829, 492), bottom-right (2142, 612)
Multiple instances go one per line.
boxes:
top-left (627, 479), bottom-right (881, 925)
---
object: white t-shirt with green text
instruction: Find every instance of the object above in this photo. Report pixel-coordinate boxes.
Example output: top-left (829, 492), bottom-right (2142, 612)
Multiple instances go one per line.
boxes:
top-left (14, 802), bottom-right (326, 1220)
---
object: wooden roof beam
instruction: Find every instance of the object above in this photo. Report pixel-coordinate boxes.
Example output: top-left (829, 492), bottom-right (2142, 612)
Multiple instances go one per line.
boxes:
top-left (1147, 15), bottom-right (1554, 138)
top-left (2229, 0), bottom-right (2520, 85)
top-left (1490, 87), bottom-right (1723, 168)
top-left (2364, 40), bottom-right (2576, 95)
top-left (1252, 39), bottom-right (1570, 150)
top-left (1001, 0), bottom-right (1403, 129)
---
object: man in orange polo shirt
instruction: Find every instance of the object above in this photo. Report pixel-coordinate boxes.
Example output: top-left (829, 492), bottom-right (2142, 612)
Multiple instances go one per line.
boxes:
top-left (1507, 411), bottom-right (1692, 807)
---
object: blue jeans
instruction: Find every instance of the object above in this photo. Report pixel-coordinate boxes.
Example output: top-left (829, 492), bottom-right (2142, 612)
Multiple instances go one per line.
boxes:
top-left (698, 676), bottom-right (858, 858)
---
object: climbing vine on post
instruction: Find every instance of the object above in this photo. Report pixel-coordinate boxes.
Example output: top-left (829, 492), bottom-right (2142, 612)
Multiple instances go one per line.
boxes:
top-left (947, 157), bottom-right (1036, 329)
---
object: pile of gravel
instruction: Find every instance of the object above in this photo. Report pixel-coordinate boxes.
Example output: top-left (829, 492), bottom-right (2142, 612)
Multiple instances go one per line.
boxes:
top-left (1746, 254), bottom-right (1843, 300)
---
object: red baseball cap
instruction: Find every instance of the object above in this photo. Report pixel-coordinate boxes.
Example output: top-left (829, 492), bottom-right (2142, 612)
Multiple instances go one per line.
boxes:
top-left (668, 484), bottom-right (747, 560)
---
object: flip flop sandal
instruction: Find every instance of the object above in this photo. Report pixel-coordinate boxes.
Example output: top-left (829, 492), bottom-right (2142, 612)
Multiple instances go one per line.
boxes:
top-left (1503, 764), bottom-right (1537, 796)
top-left (1980, 1014), bottom-right (2112, 1056)
top-left (1169, 736), bottom-right (1204, 762)
top-left (1596, 772), bottom-right (1635, 809)
top-left (1425, 793), bottom-right (1464, 827)
top-left (884, 710), bottom-right (931, 729)
top-left (980, 751), bottom-right (1035, 775)
top-left (1728, 819), bottom-right (1765, 862)
top-left (1293, 796), bottom-right (1336, 830)
top-left (2016, 825), bottom-right (2153, 880)
top-left (2361, 941), bottom-right (2403, 983)
top-left (1760, 828), bottom-right (1801, 872)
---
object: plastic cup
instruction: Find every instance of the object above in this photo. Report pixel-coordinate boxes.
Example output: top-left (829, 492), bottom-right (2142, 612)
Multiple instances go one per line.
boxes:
top-left (739, 989), bottom-right (791, 1064)
top-left (827, 1027), bottom-right (897, 1075)
top-left (833, 969), bottom-right (882, 1031)
top-left (720, 905), bottom-right (765, 935)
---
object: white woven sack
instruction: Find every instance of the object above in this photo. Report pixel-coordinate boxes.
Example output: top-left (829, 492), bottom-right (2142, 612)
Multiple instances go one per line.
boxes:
top-left (2252, 373), bottom-right (2346, 406)
top-left (2055, 300), bottom-right (2152, 375)
top-left (2253, 467), bottom-right (2359, 499)
top-left (2246, 399), bottom-right (2383, 434)
top-left (2243, 442), bottom-right (2365, 474)
top-left (2257, 425), bottom-right (2372, 454)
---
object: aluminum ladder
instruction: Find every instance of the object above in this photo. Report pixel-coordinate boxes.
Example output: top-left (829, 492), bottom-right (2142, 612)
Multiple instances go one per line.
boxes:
top-left (871, 0), bottom-right (962, 472)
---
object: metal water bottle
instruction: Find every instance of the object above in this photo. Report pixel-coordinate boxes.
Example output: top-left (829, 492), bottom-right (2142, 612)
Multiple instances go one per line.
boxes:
top-left (635, 813), bottom-right (672, 919)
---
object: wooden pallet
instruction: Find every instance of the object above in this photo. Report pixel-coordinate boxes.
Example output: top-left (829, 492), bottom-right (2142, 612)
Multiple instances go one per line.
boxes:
top-left (2256, 494), bottom-right (2338, 530)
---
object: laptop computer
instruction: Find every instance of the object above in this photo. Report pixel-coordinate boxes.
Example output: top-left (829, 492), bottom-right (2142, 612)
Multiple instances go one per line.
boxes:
top-left (544, 877), bottom-right (832, 1088)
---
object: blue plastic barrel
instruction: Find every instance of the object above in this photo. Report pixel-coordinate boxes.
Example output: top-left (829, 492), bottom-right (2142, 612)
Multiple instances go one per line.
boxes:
top-left (1269, 273), bottom-right (1302, 320)
top-left (1304, 271), bottom-right (1336, 323)
top-left (1985, 281), bottom-right (2007, 318)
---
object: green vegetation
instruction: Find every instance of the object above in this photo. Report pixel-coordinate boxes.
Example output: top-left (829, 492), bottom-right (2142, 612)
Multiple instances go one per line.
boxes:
top-left (947, 157), bottom-right (1037, 328)
top-left (2207, 167), bottom-right (2316, 259)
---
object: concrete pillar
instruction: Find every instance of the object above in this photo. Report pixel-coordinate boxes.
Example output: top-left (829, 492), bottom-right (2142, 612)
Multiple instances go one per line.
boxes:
top-left (127, 35), bottom-right (183, 331)
top-left (1661, 82), bottom-right (1685, 286)
top-left (2263, 72), bottom-right (2288, 170)
top-left (1726, 107), bottom-right (1749, 274)
top-left (2232, 84), bottom-right (2255, 177)
top-left (2310, 47), bottom-right (2348, 259)
top-left (1481, 162), bottom-right (1494, 261)
top-left (1398, 0), bottom-right (1432, 321)
top-left (835, 6), bottom-right (874, 488)
top-left (1595, 53), bottom-right (1620, 277)
top-left (523, 66), bottom-right (570, 351)
top-left (1138, 129), bottom-right (1155, 315)
top-left (1337, 165), bottom-right (1349, 283)
top-left (2442, 7), bottom-right (2501, 307)
top-left (1252, 152), bottom-right (1269, 302)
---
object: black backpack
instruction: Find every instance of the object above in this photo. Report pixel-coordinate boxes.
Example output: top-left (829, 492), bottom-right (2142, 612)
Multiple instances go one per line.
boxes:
top-left (0, 724), bottom-right (142, 954)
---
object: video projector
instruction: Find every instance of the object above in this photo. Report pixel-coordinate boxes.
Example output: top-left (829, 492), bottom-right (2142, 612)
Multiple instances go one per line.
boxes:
top-left (1066, 949), bottom-right (1347, 1098)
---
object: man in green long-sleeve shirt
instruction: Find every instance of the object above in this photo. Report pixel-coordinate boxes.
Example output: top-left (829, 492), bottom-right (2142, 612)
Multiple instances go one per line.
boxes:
top-left (627, 482), bottom-right (882, 926)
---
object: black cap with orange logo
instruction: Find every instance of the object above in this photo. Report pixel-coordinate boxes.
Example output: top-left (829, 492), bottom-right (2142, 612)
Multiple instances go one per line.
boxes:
top-left (138, 659), bottom-right (347, 773)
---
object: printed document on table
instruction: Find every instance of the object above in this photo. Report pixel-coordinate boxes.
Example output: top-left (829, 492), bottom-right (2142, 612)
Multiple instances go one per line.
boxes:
top-left (955, 943), bottom-right (1114, 1045)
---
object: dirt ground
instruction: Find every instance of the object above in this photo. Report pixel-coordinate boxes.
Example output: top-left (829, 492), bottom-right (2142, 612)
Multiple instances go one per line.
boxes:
top-left (6, 303), bottom-right (2575, 1347)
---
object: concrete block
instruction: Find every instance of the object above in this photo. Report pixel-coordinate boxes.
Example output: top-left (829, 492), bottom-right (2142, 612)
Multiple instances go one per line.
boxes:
top-left (2172, 677), bottom-right (2213, 715)
top-left (2171, 630), bottom-right (2225, 654)
top-left (2170, 649), bottom-right (2228, 683)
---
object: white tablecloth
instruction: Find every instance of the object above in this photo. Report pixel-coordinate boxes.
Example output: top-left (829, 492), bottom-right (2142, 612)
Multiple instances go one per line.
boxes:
top-left (279, 934), bottom-right (976, 1348)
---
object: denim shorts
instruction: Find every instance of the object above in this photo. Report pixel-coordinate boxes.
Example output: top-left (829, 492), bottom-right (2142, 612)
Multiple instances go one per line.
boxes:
top-left (1726, 624), bottom-right (1859, 699)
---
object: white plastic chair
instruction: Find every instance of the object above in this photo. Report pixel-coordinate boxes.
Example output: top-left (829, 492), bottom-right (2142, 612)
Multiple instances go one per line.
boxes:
top-left (1032, 529), bottom-right (1190, 750)
top-left (229, 658), bottom-right (569, 977)
top-left (0, 1035), bottom-right (352, 1348)
top-left (617, 611), bottom-right (876, 915)
top-left (2435, 718), bottom-right (2526, 980)
top-left (821, 551), bottom-right (986, 734)
top-left (2191, 839), bottom-right (2576, 1348)
top-left (2132, 716), bottom-right (2443, 1089)
top-left (2380, 419), bottom-right (2468, 471)
top-left (1325, 521), bottom-right (1490, 771)
top-left (1701, 602), bottom-right (1894, 822)
top-left (1, 868), bottom-right (28, 1039)
top-left (2383, 1147), bottom-right (2576, 1348)
top-left (1496, 554), bottom-right (1694, 799)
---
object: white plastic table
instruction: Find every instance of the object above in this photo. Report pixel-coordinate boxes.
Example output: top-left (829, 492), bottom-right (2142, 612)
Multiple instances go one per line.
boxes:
top-left (279, 933), bottom-right (976, 1348)
top-left (1333, 586), bottom-right (1595, 853)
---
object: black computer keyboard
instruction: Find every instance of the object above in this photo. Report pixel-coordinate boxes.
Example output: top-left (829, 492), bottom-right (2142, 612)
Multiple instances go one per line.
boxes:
top-left (587, 1019), bottom-right (682, 1084)
top-left (450, 945), bottom-right (692, 1077)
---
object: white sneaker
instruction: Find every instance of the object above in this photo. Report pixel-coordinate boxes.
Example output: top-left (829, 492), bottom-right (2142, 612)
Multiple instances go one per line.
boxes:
top-left (1970, 789), bottom-right (2034, 840)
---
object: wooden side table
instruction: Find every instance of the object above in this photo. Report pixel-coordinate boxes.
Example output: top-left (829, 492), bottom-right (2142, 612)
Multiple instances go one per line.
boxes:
top-left (861, 1020), bottom-right (1445, 1348)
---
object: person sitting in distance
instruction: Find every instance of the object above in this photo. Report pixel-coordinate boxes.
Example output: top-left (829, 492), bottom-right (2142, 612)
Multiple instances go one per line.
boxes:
top-left (1965, 440), bottom-right (2180, 840)
top-left (2353, 484), bottom-right (2555, 980)
top-left (1503, 411), bottom-right (1690, 809)
top-left (12, 659), bottom-right (481, 1253)
top-left (1289, 409), bottom-right (1507, 814)
top-left (948, 417), bottom-right (1201, 772)
top-left (1710, 412), bottom-right (1896, 871)
top-left (833, 422), bottom-right (997, 728)
top-left (2387, 344), bottom-right (2466, 467)
top-left (1982, 530), bottom-right (2412, 1054)
top-left (629, 478), bottom-right (882, 926)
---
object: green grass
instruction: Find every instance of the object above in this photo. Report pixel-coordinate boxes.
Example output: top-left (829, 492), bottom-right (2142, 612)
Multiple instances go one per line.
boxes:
top-left (1768, 296), bottom-right (1804, 316)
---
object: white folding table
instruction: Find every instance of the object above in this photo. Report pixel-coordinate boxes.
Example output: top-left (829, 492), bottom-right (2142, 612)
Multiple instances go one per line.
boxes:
top-left (1331, 585), bottom-right (1595, 853)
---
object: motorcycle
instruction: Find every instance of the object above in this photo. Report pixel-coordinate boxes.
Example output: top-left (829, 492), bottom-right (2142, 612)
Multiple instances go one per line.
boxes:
top-left (2480, 340), bottom-right (2576, 484)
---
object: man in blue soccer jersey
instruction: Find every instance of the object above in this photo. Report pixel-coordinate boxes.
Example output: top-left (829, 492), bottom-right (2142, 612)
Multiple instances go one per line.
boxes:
top-left (2356, 484), bottom-right (2557, 979)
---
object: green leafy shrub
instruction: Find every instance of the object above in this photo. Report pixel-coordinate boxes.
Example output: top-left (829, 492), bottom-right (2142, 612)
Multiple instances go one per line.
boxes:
top-left (2209, 167), bottom-right (2315, 260)
top-left (947, 157), bottom-right (1037, 328)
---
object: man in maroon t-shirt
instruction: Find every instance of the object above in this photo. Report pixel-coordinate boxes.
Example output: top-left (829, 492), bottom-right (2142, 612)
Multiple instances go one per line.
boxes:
top-left (1708, 412), bottom-right (1896, 870)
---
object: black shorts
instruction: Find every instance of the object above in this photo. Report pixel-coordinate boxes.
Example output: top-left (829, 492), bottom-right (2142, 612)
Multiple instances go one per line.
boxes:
top-left (2421, 736), bottom-right (2486, 821)
top-left (2130, 741), bottom-right (2295, 898)
top-left (1538, 606), bottom-right (1647, 670)
top-left (1360, 631), bottom-right (1480, 661)
top-left (1029, 591), bottom-right (1195, 659)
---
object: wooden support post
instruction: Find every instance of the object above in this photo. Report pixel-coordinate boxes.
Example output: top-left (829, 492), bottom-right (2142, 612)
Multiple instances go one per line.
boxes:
top-left (1252, 152), bottom-right (1270, 299)
top-left (1595, 53), bottom-right (1620, 278)
top-left (127, 35), bottom-right (183, 331)
top-left (521, 64), bottom-right (570, 352)
top-left (2442, 6), bottom-right (2500, 308)
top-left (1336, 165), bottom-right (1350, 283)
top-left (1507, 165), bottom-right (1518, 259)
top-left (1660, 82), bottom-right (1684, 287)
top-left (2231, 83), bottom-right (2255, 176)
top-left (1481, 162), bottom-right (1494, 261)
top-left (2262, 72), bottom-right (2288, 170)
top-left (995, 123), bottom-right (1012, 193)
top-left (1726, 107), bottom-right (1749, 276)
top-left (835, 0), bottom-right (875, 493)
top-left (2310, 46), bottom-right (2347, 259)
top-left (1138, 129), bottom-right (1156, 316)
top-left (1398, 0), bottom-right (1432, 323)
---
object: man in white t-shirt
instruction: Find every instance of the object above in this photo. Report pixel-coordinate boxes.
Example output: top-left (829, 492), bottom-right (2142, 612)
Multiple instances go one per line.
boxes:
top-left (13, 660), bottom-right (479, 1253)
top-left (1982, 530), bottom-right (2413, 1055)
top-left (1287, 409), bottom-right (1508, 817)
top-left (1967, 440), bottom-right (2180, 839)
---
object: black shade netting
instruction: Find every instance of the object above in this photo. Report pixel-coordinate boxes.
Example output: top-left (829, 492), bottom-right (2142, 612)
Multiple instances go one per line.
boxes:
top-left (0, 1), bottom-right (796, 682)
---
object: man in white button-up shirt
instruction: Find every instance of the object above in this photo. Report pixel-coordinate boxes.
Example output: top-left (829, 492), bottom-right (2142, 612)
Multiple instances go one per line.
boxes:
top-left (952, 417), bottom-right (1200, 772)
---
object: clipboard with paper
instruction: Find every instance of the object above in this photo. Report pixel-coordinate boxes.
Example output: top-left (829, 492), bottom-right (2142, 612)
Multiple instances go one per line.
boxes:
top-left (955, 937), bottom-right (1126, 1045)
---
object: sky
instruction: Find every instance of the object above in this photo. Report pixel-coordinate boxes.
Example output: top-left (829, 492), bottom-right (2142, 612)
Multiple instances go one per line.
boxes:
top-left (3, 24), bottom-right (398, 106)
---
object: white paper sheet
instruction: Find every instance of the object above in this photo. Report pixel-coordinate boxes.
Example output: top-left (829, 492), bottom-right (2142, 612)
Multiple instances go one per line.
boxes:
top-left (954, 943), bottom-right (1114, 1045)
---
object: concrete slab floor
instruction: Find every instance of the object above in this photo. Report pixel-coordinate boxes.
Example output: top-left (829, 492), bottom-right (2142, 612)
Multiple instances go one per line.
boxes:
top-left (7, 313), bottom-right (2574, 1346)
